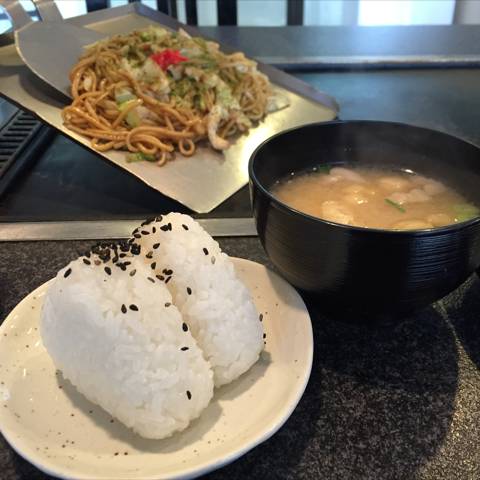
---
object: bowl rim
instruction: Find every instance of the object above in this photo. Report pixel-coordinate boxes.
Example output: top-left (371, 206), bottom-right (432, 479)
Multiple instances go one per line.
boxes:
top-left (248, 119), bottom-right (480, 236)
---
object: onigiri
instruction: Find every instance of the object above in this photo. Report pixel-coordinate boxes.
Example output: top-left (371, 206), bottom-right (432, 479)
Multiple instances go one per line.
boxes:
top-left (133, 213), bottom-right (264, 387)
top-left (40, 241), bottom-right (214, 439)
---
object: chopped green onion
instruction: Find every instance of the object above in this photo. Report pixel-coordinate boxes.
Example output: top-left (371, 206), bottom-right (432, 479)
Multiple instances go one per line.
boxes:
top-left (385, 198), bottom-right (406, 213)
top-left (140, 32), bottom-right (151, 42)
top-left (453, 203), bottom-right (480, 222)
top-left (316, 164), bottom-right (331, 175)
top-left (126, 152), bottom-right (156, 163)
top-left (194, 94), bottom-right (206, 111)
top-left (171, 78), bottom-right (193, 97)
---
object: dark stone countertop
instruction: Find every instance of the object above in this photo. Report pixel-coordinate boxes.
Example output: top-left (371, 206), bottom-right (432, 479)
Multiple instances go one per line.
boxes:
top-left (2, 238), bottom-right (480, 479)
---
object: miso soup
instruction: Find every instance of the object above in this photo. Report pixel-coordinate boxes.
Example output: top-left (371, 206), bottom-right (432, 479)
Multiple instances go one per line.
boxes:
top-left (271, 166), bottom-right (479, 230)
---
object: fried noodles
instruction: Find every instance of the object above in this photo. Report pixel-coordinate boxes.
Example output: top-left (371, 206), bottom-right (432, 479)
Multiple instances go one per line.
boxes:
top-left (62, 26), bottom-right (286, 166)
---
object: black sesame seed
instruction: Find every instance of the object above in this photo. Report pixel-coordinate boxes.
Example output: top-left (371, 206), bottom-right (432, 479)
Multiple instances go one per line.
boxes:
top-left (187, 287), bottom-right (192, 295)
top-left (104, 266), bottom-right (111, 276)
top-left (152, 227), bottom-right (156, 234)
top-left (156, 275), bottom-right (165, 281)
top-left (141, 230), bottom-right (149, 235)
top-left (124, 261), bottom-right (131, 266)
top-left (112, 256), bottom-right (119, 264)
top-left (64, 268), bottom-right (72, 278)
top-left (153, 243), bottom-right (160, 249)
top-left (147, 277), bottom-right (155, 283)
top-left (85, 251), bottom-right (91, 258)
top-left (263, 333), bottom-right (266, 339)
top-left (203, 248), bottom-right (209, 255)
top-left (186, 390), bottom-right (192, 400)
top-left (165, 276), bottom-right (172, 284)
top-left (182, 322), bottom-right (188, 332)
top-left (168, 223), bottom-right (172, 231)
top-left (83, 259), bottom-right (91, 266)
top-left (259, 314), bottom-right (263, 322)
top-left (165, 302), bottom-right (171, 307)
top-left (151, 262), bottom-right (156, 270)
top-left (129, 304), bottom-right (139, 311)
top-left (121, 304), bottom-right (127, 314)
top-left (180, 346), bottom-right (189, 351)
top-left (130, 244), bottom-right (141, 255)
top-left (146, 251), bottom-right (153, 259)
top-left (119, 264), bottom-right (127, 271)
top-left (129, 269), bottom-right (137, 277)
top-left (182, 224), bottom-right (189, 230)
top-left (160, 224), bottom-right (169, 232)
top-left (133, 233), bottom-right (141, 239)
top-left (119, 253), bottom-right (127, 258)
top-left (164, 269), bottom-right (173, 276)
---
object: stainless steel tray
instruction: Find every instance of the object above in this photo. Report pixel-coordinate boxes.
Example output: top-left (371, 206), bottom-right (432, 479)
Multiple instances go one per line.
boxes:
top-left (0, 3), bottom-right (338, 213)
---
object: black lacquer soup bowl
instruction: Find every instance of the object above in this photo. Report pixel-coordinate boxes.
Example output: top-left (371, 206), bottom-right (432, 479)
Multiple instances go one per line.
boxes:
top-left (249, 121), bottom-right (480, 317)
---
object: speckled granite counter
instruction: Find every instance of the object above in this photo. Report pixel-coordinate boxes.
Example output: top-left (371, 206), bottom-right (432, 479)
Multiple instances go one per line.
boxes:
top-left (1, 238), bottom-right (480, 480)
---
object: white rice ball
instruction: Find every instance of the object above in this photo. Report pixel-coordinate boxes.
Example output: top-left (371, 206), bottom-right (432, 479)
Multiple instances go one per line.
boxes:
top-left (134, 213), bottom-right (264, 387)
top-left (41, 244), bottom-right (214, 439)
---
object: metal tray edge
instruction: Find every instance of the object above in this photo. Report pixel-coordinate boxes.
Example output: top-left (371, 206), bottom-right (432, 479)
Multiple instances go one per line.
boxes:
top-left (0, 218), bottom-right (257, 241)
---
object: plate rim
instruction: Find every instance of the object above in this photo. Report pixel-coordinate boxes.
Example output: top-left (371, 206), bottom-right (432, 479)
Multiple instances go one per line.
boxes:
top-left (0, 257), bottom-right (313, 480)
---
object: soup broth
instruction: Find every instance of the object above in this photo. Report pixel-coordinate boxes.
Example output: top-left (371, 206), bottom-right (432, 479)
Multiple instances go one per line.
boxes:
top-left (271, 166), bottom-right (479, 230)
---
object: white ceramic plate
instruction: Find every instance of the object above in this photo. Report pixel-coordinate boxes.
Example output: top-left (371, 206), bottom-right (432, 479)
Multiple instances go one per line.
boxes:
top-left (0, 257), bottom-right (313, 480)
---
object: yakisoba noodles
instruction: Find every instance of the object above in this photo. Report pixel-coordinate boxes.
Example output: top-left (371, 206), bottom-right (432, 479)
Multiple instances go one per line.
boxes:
top-left (62, 26), bottom-right (288, 166)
